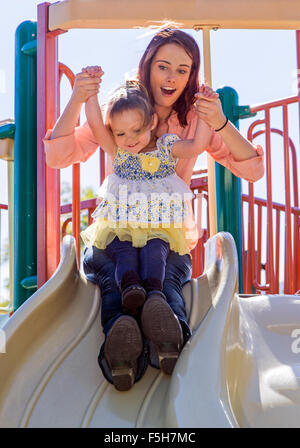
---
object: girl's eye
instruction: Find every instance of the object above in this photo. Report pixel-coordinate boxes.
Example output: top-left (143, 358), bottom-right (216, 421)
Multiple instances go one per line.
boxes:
top-left (158, 65), bottom-right (167, 71)
top-left (116, 133), bottom-right (124, 137)
top-left (179, 69), bottom-right (187, 75)
top-left (134, 129), bottom-right (141, 134)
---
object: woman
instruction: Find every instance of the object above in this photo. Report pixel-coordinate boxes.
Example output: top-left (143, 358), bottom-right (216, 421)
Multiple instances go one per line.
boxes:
top-left (44, 28), bottom-right (264, 390)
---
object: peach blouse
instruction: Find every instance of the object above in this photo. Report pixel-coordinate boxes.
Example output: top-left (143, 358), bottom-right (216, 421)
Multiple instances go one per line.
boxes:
top-left (44, 108), bottom-right (264, 185)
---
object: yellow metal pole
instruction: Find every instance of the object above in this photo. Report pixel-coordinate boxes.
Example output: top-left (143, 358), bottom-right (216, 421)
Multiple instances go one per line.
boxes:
top-left (0, 136), bottom-right (14, 314)
top-left (8, 155), bottom-right (14, 312)
top-left (197, 27), bottom-right (218, 237)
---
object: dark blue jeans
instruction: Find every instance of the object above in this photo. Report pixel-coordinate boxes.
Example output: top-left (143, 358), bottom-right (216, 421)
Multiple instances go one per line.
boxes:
top-left (105, 237), bottom-right (170, 291)
top-left (83, 244), bottom-right (192, 383)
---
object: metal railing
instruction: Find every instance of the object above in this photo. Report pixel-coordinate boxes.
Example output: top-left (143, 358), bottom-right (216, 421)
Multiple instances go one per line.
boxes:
top-left (244, 95), bottom-right (299, 294)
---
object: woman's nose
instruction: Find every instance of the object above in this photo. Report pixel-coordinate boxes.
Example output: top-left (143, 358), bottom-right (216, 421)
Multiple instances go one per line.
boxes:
top-left (166, 71), bottom-right (176, 84)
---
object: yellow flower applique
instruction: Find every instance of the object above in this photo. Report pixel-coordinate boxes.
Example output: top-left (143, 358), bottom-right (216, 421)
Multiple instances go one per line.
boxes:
top-left (139, 154), bottom-right (161, 174)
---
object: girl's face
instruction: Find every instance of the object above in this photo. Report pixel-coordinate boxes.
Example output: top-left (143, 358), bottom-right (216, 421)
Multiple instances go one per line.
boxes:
top-left (110, 109), bottom-right (156, 153)
top-left (150, 43), bottom-right (193, 110)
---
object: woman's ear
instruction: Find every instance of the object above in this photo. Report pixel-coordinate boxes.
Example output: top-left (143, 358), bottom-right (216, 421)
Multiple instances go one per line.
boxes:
top-left (151, 113), bottom-right (158, 130)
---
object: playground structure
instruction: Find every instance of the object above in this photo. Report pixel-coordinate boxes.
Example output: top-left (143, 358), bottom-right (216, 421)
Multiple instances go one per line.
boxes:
top-left (0, 232), bottom-right (300, 428)
top-left (0, 0), bottom-right (300, 428)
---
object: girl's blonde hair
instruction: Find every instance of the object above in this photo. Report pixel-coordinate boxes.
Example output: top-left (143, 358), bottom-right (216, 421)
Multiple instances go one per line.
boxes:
top-left (105, 80), bottom-right (155, 131)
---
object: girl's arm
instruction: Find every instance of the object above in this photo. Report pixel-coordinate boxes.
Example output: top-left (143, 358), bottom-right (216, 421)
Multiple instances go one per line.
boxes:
top-left (171, 86), bottom-right (219, 159)
top-left (85, 94), bottom-right (116, 157)
top-left (171, 115), bottom-right (212, 159)
top-left (82, 66), bottom-right (117, 157)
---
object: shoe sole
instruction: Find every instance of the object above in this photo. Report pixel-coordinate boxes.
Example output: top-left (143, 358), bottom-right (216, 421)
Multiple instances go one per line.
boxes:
top-left (122, 287), bottom-right (146, 317)
top-left (141, 296), bottom-right (183, 375)
top-left (104, 316), bottom-right (143, 391)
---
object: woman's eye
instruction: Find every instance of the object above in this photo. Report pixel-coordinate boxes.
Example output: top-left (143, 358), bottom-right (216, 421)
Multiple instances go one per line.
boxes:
top-left (179, 69), bottom-right (187, 75)
top-left (134, 129), bottom-right (141, 134)
top-left (158, 65), bottom-right (167, 71)
top-left (116, 133), bottom-right (124, 137)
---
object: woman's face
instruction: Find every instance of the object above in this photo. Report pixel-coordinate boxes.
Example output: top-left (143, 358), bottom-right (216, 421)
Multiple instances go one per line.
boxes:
top-left (150, 43), bottom-right (193, 109)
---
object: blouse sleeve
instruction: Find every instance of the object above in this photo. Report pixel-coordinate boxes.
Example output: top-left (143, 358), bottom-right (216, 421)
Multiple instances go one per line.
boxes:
top-left (43, 121), bottom-right (99, 169)
top-left (206, 130), bottom-right (265, 183)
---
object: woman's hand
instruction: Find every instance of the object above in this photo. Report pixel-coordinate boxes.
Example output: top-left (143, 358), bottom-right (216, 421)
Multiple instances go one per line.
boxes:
top-left (70, 66), bottom-right (104, 104)
top-left (194, 84), bottom-right (227, 130)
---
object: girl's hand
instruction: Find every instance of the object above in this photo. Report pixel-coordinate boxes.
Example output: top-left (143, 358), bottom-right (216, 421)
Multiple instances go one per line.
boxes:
top-left (82, 65), bottom-right (104, 79)
top-left (70, 67), bottom-right (104, 104)
top-left (198, 84), bottom-right (219, 99)
top-left (194, 85), bottom-right (226, 130)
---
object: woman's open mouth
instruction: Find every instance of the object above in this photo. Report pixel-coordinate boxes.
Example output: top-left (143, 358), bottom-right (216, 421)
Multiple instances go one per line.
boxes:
top-left (160, 87), bottom-right (176, 97)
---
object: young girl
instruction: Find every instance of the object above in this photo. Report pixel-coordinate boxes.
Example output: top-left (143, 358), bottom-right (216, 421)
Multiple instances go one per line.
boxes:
top-left (80, 68), bottom-right (212, 316)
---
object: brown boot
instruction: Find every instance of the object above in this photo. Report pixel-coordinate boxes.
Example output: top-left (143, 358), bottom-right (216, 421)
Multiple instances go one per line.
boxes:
top-left (121, 271), bottom-right (146, 317)
top-left (104, 316), bottom-right (143, 391)
top-left (122, 285), bottom-right (146, 317)
top-left (141, 295), bottom-right (183, 375)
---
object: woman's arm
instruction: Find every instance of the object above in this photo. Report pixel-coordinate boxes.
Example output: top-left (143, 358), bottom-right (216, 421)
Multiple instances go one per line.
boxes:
top-left (50, 98), bottom-right (83, 140)
top-left (50, 71), bottom-right (101, 140)
top-left (196, 94), bottom-right (258, 161)
top-left (44, 70), bottom-right (102, 168)
top-left (212, 118), bottom-right (257, 161)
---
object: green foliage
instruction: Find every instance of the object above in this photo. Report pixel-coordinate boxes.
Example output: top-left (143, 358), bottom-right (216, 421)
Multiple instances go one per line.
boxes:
top-left (0, 238), bottom-right (9, 265)
top-left (0, 230), bottom-right (9, 292)
top-left (60, 181), bottom-right (96, 250)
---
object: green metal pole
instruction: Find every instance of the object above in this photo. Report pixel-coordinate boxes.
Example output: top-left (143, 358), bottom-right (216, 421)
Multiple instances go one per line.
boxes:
top-left (215, 86), bottom-right (255, 293)
top-left (14, 21), bottom-right (37, 310)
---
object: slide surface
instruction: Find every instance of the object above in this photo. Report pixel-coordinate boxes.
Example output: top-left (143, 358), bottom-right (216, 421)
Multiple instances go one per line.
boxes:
top-left (0, 232), bottom-right (299, 428)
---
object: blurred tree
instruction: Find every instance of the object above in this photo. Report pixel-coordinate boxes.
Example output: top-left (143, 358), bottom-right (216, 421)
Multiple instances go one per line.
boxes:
top-left (60, 181), bottom-right (96, 251)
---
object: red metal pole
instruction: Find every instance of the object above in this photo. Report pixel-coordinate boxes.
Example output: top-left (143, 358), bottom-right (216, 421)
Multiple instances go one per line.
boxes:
top-left (282, 104), bottom-right (293, 293)
top-left (295, 30), bottom-right (300, 292)
top-left (264, 108), bottom-right (275, 293)
top-left (275, 209), bottom-right (280, 292)
top-left (257, 204), bottom-right (262, 287)
top-left (37, 2), bottom-right (62, 286)
top-left (72, 163), bottom-right (81, 267)
top-left (248, 183), bottom-right (255, 293)
top-left (37, 3), bottom-right (48, 288)
top-left (100, 149), bottom-right (105, 184)
top-left (58, 63), bottom-right (81, 265)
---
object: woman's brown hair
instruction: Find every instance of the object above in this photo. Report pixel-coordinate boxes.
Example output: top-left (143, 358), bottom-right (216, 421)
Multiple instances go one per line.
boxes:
top-left (137, 28), bottom-right (200, 127)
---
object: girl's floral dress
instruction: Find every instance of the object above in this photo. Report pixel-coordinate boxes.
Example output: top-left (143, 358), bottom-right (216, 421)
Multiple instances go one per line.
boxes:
top-left (81, 134), bottom-right (198, 255)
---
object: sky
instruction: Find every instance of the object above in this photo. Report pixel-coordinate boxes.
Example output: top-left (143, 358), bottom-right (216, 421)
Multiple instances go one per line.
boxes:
top-left (0, 0), bottom-right (299, 296)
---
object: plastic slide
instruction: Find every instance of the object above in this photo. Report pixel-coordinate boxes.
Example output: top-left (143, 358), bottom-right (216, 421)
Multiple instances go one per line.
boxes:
top-left (0, 232), bottom-right (299, 428)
